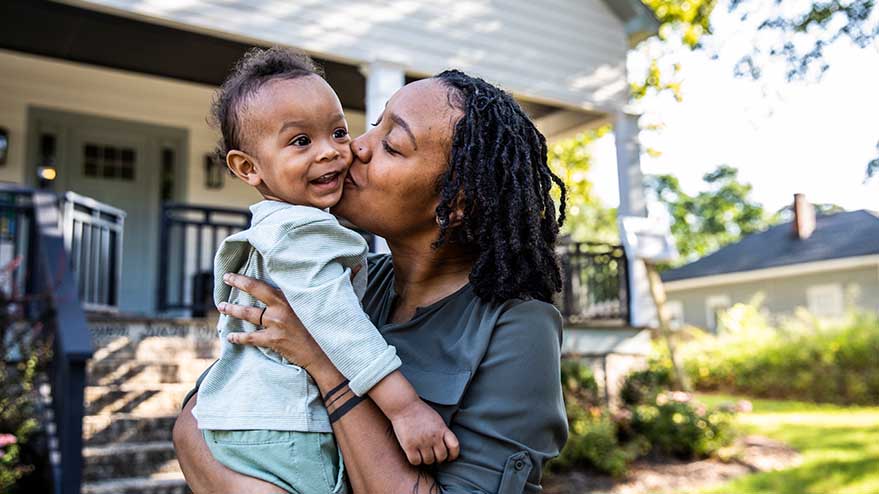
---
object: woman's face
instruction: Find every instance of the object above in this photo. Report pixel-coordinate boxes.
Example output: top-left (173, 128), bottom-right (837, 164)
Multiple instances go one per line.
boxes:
top-left (334, 79), bottom-right (461, 242)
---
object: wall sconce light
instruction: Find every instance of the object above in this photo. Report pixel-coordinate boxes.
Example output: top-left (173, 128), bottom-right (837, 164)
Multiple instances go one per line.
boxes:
top-left (204, 154), bottom-right (224, 189)
top-left (0, 128), bottom-right (8, 166)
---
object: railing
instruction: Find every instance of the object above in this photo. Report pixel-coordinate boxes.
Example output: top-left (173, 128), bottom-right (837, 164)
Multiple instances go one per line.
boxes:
top-left (557, 241), bottom-right (630, 326)
top-left (61, 192), bottom-right (125, 313)
top-left (0, 184), bottom-right (93, 494)
top-left (157, 202), bottom-right (378, 316)
top-left (157, 203), bottom-right (252, 316)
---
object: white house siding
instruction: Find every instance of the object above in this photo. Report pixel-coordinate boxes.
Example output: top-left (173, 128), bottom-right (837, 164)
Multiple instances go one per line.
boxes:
top-left (67, 0), bottom-right (630, 111)
top-left (0, 49), bottom-right (367, 208)
top-left (666, 265), bottom-right (879, 330)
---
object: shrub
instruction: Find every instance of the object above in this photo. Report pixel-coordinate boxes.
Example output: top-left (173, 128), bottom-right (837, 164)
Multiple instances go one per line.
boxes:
top-left (682, 308), bottom-right (879, 405)
top-left (629, 392), bottom-right (734, 459)
top-left (620, 364), bottom-right (671, 406)
top-left (550, 406), bottom-right (634, 477)
top-left (0, 260), bottom-right (52, 492)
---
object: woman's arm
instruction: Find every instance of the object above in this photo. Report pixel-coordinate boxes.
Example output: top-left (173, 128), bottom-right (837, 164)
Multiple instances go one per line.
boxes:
top-left (204, 273), bottom-right (445, 493)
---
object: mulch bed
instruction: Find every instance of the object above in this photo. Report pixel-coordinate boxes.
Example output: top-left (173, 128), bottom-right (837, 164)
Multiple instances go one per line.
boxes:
top-left (543, 436), bottom-right (801, 494)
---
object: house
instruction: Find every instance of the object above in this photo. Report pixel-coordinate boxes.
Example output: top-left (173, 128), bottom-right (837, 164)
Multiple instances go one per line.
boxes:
top-left (662, 194), bottom-right (879, 331)
top-left (0, 1), bottom-right (661, 491)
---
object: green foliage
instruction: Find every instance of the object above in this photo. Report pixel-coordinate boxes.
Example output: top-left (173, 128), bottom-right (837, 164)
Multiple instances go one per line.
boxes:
top-left (620, 365), bottom-right (672, 407)
top-left (682, 309), bottom-right (879, 405)
top-left (630, 396), bottom-right (735, 459)
top-left (647, 165), bottom-right (772, 264)
top-left (551, 361), bottom-right (735, 477)
top-left (547, 128), bottom-right (619, 244)
top-left (0, 262), bottom-right (51, 492)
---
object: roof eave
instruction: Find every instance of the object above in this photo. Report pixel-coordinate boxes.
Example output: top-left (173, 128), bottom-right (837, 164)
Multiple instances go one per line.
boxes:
top-left (601, 0), bottom-right (660, 48)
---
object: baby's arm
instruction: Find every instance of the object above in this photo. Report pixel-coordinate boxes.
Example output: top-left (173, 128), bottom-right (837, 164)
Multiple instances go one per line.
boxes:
top-left (370, 371), bottom-right (460, 465)
top-left (255, 217), bottom-right (458, 464)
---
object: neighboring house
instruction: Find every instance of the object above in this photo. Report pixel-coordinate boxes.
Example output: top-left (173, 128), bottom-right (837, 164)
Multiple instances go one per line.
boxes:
top-left (662, 194), bottom-right (879, 332)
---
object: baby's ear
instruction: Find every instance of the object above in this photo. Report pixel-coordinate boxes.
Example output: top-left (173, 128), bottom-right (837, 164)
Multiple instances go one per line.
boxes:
top-left (226, 150), bottom-right (262, 186)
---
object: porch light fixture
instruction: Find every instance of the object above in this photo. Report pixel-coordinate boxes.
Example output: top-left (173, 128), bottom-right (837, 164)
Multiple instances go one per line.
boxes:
top-left (204, 154), bottom-right (224, 189)
top-left (38, 166), bottom-right (57, 181)
top-left (0, 127), bottom-right (8, 165)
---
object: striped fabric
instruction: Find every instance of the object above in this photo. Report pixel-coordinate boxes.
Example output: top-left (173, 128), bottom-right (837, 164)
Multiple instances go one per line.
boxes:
top-left (192, 200), bottom-right (400, 432)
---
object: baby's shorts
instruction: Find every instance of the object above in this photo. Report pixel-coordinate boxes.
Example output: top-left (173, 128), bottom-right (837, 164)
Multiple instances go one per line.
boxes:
top-left (203, 429), bottom-right (348, 494)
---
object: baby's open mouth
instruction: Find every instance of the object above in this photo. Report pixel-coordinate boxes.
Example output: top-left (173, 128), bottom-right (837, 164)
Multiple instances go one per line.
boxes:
top-left (311, 172), bottom-right (341, 185)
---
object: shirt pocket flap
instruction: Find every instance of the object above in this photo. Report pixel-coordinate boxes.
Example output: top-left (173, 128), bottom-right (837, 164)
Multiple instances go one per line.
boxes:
top-left (400, 364), bottom-right (471, 406)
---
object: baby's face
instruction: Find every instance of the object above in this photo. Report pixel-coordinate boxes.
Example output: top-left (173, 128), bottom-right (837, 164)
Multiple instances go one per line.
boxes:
top-left (244, 75), bottom-right (352, 209)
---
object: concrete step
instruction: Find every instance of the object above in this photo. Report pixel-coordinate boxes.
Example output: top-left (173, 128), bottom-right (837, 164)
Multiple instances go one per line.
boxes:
top-left (82, 472), bottom-right (190, 494)
top-left (84, 414), bottom-right (177, 447)
top-left (83, 441), bottom-right (180, 483)
top-left (86, 384), bottom-right (191, 416)
top-left (88, 358), bottom-right (214, 386)
top-left (89, 318), bottom-right (220, 362)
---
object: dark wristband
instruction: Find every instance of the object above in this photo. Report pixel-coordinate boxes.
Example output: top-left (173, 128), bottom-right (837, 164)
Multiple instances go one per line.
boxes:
top-left (322, 379), bottom-right (350, 403)
top-left (329, 394), bottom-right (366, 424)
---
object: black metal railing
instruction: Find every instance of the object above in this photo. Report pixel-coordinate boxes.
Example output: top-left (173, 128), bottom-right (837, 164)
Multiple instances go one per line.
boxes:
top-left (0, 184), bottom-right (93, 494)
top-left (157, 203), bottom-right (253, 316)
top-left (157, 202), bottom-right (378, 316)
top-left (60, 192), bottom-right (125, 313)
top-left (557, 242), bottom-right (630, 325)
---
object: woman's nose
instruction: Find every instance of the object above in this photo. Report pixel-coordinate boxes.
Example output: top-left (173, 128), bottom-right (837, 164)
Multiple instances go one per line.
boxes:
top-left (351, 134), bottom-right (372, 163)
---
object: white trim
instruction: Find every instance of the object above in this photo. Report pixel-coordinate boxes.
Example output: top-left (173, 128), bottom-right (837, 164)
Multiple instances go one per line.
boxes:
top-left (664, 255), bottom-right (879, 292)
top-left (705, 295), bottom-right (731, 332)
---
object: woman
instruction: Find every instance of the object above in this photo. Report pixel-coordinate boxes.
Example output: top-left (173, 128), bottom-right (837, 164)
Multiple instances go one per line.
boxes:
top-left (173, 69), bottom-right (569, 493)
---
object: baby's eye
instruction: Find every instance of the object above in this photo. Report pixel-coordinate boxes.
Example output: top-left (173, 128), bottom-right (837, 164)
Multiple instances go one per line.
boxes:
top-left (290, 135), bottom-right (311, 146)
top-left (333, 128), bottom-right (349, 139)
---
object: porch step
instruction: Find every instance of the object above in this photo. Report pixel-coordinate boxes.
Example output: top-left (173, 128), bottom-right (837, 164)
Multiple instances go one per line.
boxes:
top-left (89, 318), bottom-right (220, 362)
top-left (82, 472), bottom-right (189, 494)
top-left (86, 384), bottom-right (191, 416)
top-left (84, 414), bottom-right (176, 446)
top-left (83, 441), bottom-right (180, 483)
top-left (88, 358), bottom-right (214, 386)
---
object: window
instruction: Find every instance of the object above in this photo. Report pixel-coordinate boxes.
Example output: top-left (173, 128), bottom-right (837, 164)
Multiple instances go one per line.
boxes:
top-left (83, 143), bottom-right (136, 181)
top-left (806, 284), bottom-right (844, 317)
top-left (705, 295), bottom-right (731, 332)
top-left (665, 300), bottom-right (684, 330)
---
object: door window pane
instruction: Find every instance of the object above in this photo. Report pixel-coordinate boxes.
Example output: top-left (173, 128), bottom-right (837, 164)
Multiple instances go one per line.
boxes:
top-left (83, 143), bottom-right (136, 181)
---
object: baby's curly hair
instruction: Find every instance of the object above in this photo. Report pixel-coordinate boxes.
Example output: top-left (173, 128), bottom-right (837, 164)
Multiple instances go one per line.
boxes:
top-left (209, 46), bottom-right (322, 158)
top-left (433, 69), bottom-right (567, 305)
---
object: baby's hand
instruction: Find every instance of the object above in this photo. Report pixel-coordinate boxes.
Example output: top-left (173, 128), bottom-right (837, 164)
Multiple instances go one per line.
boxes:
top-left (389, 400), bottom-right (460, 465)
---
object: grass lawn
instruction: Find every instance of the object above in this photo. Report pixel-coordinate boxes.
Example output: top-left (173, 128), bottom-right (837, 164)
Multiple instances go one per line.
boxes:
top-left (696, 394), bottom-right (879, 494)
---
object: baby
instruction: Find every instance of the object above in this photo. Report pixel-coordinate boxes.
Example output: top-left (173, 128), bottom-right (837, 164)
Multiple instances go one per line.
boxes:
top-left (191, 47), bottom-right (457, 493)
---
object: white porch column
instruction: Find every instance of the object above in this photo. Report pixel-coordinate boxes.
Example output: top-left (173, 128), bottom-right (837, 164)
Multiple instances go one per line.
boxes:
top-left (614, 111), bottom-right (656, 328)
top-left (360, 60), bottom-right (406, 253)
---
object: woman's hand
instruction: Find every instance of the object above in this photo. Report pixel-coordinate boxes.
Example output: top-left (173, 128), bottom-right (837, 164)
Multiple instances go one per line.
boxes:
top-left (217, 272), bottom-right (328, 372)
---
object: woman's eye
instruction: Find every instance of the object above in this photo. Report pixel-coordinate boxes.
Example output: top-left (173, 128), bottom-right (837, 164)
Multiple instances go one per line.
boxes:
top-left (333, 128), bottom-right (349, 139)
top-left (290, 135), bottom-right (311, 146)
top-left (382, 140), bottom-right (398, 156)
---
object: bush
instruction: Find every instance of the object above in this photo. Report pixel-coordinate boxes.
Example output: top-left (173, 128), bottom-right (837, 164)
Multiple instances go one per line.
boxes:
top-left (0, 260), bottom-right (52, 492)
top-left (629, 393), bottom-right (734, 459)
top-left (550, 361), bottom-right (735, 477)
top-left (682, 309), bottom-right (879, 405)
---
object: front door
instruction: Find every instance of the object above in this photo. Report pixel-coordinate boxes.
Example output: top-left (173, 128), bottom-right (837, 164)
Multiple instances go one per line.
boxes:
top-left (28, 108), bottom-right (186, 315)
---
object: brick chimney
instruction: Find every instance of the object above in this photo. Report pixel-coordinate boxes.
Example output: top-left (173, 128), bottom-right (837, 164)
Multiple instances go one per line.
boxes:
top-left (793, 193), bottom-right (816, 239)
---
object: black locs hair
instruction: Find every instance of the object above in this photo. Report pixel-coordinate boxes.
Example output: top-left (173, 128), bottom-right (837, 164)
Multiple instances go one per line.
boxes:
top-left (209, 46), bottom-right (322, 158)
top-left (434, 69), bottom-right (567, 305)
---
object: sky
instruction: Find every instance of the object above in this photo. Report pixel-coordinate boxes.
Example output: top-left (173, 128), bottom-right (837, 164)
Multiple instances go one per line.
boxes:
top-left (588, 0), bottom-right (879, 214)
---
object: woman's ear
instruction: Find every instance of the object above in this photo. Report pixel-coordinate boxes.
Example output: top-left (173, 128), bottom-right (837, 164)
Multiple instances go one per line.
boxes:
top-left (226, 150), bottom-right (262, 187)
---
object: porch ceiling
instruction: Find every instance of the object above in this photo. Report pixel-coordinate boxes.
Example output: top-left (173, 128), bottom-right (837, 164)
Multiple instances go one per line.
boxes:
top-left (0, 0), bottom-right (605, 139)
top-left (0, 0), bottom-right (367, 111)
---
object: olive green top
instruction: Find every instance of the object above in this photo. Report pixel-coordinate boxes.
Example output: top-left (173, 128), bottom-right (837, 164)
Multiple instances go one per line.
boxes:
top-left (363, 254), bottom-right (568, 493)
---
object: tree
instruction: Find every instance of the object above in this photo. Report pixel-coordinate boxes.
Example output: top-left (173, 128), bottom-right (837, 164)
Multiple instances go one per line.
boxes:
top-left (547, 127), bottom-right (619, 244)
top-left (634, 0), bottom-right (879, 179)
top-left (646, 165), bottom-right (771, 264)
